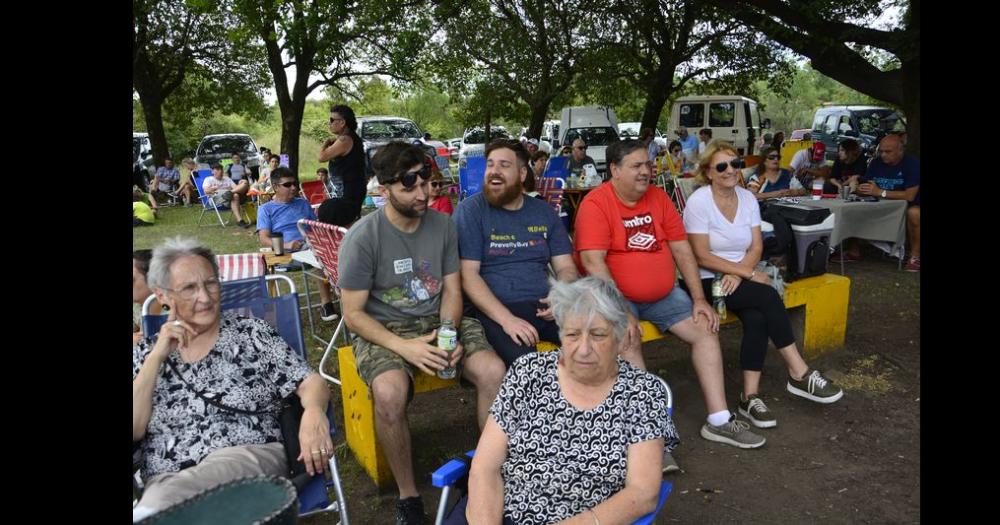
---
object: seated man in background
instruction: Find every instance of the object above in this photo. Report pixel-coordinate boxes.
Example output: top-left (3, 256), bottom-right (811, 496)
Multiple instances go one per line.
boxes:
top-left (202, 164), bottom-right (251, 228)
top-left (257, 167), bottom-right (339, 321)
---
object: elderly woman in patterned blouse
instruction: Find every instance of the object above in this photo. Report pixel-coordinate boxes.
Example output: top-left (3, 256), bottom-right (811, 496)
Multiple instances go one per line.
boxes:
top-left (131, 237), bottom-right (331, 519)
top-left (467, 277), bottom-right (679, 525)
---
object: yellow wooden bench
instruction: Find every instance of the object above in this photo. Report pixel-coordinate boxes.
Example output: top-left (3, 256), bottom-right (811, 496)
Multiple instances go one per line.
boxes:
top-left (339, 273), bottom-right (849, 487)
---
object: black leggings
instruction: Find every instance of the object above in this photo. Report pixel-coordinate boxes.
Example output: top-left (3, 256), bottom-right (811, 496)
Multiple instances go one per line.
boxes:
top-left (684, 278), bottom-right (795, 372)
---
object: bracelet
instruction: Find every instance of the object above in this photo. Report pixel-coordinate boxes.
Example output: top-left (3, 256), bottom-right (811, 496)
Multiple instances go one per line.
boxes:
top-left (587, 509), bottom-right (601, 525)
top-left (749, 270), bottom-right (756, 280)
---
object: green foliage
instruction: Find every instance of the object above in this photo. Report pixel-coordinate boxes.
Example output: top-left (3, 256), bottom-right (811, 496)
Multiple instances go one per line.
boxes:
top-left (752, 63), bottom-right (888, 135)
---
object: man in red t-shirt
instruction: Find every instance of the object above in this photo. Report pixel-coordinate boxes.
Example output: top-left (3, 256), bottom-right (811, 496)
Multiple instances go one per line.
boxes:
top-left (575, 139), bottom-right (765, 452)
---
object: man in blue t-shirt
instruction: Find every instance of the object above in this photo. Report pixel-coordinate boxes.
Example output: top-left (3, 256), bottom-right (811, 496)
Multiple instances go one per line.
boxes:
top-left (455, 139), bottom-right (579, 366)
top-left (675, 126), bottom-right (700, 166)
top-left (859, 134), bottom-right (920, 271)
top-left (257, 167), bottom-right (338, 319)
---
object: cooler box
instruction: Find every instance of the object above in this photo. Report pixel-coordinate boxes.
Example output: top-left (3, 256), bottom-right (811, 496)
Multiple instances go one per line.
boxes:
top-left (788, 213), bottom-right (835, 280)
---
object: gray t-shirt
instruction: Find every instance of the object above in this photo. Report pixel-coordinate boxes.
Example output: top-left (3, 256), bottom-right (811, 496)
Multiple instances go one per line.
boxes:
top-left (338, 209), bottom-right (459, 323)
top-left (568, 155), bottom-right (596, 176)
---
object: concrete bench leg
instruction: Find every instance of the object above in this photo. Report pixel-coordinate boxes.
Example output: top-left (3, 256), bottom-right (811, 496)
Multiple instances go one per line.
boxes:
top-left (783, 275), bottom-right (850, 359)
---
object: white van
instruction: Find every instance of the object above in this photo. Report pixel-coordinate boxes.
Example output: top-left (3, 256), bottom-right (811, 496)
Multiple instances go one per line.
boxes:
top-left (668, 95), bottom-right (769, 155)
top-left (557, 106), bottom-right (619, 176)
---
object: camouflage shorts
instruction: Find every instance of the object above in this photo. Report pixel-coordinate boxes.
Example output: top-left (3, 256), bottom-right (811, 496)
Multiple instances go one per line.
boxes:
top-left (352, 315), bottom-right (494, 388)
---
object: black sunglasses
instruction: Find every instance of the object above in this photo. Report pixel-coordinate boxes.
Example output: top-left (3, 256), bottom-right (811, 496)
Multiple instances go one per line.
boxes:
top-left (714, 159), bottom-right (744, 172)
top-left (430, 181), bottom-right (443, 188)
top-left (574, 146), bottom-right (587, 150)
top-left (278, 181), bottom-right (299, 188)
top-left (385, 164), bottom-right (432, 188)
top-left (766, 154), bottom-right (780, 160)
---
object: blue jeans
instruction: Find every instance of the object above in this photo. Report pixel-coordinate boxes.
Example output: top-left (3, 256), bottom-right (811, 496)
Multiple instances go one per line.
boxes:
top-left (626, 285), bottom-right (693, 332)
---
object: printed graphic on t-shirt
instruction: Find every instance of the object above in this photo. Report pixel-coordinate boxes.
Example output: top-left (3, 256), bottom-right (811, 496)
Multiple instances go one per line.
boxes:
top-left (622, 213), bottom-right (659, 252)
top-left (487, 226), bottom-right (549, 257)
top-left (380, 260), bottom-right (441, 308)
top-left (872, 171), bottom-right (904, 191)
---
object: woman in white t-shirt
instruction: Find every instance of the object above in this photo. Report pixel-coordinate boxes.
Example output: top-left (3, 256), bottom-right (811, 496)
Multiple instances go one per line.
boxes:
top-left (682, 141), bottom-right (843, 430)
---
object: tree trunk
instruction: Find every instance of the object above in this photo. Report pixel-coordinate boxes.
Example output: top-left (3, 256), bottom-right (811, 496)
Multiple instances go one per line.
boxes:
top-left (640, 88), bottom-right (670, 132)
top-left (279, 96), bottom-right (307, 174)
top-left (527, 103), bottom-right (549, 139)
top-left (138, 90), bottom-right (169, 167)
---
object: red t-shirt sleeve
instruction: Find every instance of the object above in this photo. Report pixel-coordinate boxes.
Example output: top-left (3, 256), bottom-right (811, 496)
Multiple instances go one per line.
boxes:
top-left (574, 187), bottom-right (613, 251)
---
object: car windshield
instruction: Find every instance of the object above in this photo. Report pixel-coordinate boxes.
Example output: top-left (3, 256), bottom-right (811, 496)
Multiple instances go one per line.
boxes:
top-left (564, 127), bottom-right (619, 146)
top-left (463, 128), bottom-right (510, 144)
top-left (198, 137), bottom-right (255, 155)
top-left (855, 110), bottom-right (905, 136)
top-left (361, 120), bottom-right (422, 140)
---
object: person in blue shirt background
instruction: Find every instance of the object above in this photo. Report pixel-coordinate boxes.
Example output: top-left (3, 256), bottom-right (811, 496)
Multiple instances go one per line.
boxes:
top-left (858, 134), bottom-right (920, 272)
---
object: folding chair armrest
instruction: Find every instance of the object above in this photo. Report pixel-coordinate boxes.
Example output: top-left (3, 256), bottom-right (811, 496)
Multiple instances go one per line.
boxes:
top-left (265, 274), bottom-right (296, 295)
top-left (632, 480), bottom-right (673, 525)
top-left (431, 450), bottom-right (476, 488)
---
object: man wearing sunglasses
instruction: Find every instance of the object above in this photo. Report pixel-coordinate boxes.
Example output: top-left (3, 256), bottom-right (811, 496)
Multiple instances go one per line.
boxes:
top-left (575, 139), bottom-right (765, 452)
top-left (568, 138), bottom-right (597, 179)
top-left (337, 141), bottom-right (505, 524)
top-left (256, 167), bottom-right (338, 321)
top-left (454, 139), bottom-right (579, 367)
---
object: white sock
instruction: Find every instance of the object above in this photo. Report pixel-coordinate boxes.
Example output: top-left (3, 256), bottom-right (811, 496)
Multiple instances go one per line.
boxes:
top-left (133, 506), bottom-right (158, 522)
top-left (707, 410), bottom-right (731, 427)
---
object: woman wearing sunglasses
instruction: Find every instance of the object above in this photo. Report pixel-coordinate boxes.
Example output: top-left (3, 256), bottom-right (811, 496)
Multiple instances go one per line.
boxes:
top-left (319, 104), bottom-right (366, 221)
top-left (427, 172), bottom-right (454, 216)
top-left (746, 146), bottom-right (806, 200)
top-left (681, 141), bottom-right (843, 431)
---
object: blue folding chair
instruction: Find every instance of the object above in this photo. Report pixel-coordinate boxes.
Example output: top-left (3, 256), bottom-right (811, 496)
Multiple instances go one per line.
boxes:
top-left (430, 380), bottom-right (675, 525)
top-left (192, 168), bottom-right (250, 227)
top-left (137, 275), bottom-right (349, 523)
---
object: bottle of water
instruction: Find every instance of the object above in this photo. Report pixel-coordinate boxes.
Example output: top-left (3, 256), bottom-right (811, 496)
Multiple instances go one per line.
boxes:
top-left (436, 319), bottom-right (458, 379)
top-left (712, 273), bottom-right (727, 320)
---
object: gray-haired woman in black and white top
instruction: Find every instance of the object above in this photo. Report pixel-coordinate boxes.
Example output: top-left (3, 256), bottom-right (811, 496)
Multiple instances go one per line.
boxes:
top-left (467, 277), bottom-right (678, 525)
top-left (132, 237), bottom-right (331, 519)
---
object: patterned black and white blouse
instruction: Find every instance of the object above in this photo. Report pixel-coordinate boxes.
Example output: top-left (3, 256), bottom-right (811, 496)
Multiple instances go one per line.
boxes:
top-left (132, 312), bottom-right (312, 478)
top-left (490, 350), bottom-right (679, 525)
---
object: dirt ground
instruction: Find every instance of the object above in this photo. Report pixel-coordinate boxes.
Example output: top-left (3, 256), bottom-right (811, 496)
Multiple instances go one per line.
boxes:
top-left (309, 242), bottom-right (920, 524)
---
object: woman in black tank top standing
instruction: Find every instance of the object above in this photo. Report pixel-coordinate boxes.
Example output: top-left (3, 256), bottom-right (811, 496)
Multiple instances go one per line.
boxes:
top-left (319, 104), bottom-right (366, 221)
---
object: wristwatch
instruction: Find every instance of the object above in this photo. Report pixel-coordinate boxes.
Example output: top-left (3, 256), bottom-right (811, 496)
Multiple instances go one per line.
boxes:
top-left (880, 189), bottom-right (887, 198)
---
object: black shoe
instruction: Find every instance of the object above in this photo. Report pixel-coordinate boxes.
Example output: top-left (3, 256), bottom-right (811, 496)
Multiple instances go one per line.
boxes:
top-left (395, 496), bottom-right (426, 525)
top-left (238, 220), bottom-right (251, 229)
top-left (320, 302), bottom-right (339, 322)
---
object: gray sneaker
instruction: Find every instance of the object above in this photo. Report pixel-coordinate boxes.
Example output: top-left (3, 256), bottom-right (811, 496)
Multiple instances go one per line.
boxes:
top-left (787, 368), bottom-right (843, 404)
top-left (700, 414), bottom-right (766, 449)
top-left (662, 449), bottom-right (680, 474)
top-left (739, 393), bottom-right (777, 428)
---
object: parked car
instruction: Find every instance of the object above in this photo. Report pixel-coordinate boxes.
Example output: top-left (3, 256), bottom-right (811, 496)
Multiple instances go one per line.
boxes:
top-left (133, 132), bottom-right (154, 180)
top-left (357, 116), bottom-right (451, 179)
top-left (810, 105), bottom-right (906, 161)
top-left (446, 137), bottom-right (463, 160)
top-left (459, 126), bottom-right (511, 162)
top-left (618, 122), bottom-right (668, 149)
top-left (194, 133), bottom-right (261, 179)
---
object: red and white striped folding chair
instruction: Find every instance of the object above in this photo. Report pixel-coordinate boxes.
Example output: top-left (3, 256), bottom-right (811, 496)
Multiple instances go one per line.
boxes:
top-left (537, 176), bottom-right (565, 214)
top-left (215, 253), bottom-right (266, 282)
top-left (296, 219), bottom-right (350, 385)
